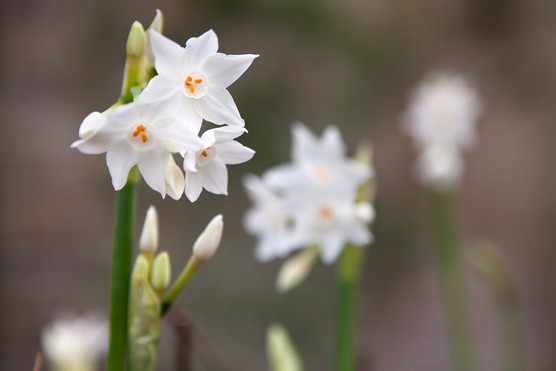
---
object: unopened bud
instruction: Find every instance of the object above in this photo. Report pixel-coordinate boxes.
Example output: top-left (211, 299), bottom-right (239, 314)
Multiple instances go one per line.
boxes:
top-left (139, 206), bottom-right (158, 255)
top-left (126, 21), bottom-right (146, 58)
top-left (355, 202), bottom-right (375, 224)
top-left (193, 215), bottom-right (223, 261)
top-left (267, 324), bottom-right (303, 371)
top-left (276, 249), bottom-right (318, 293)
top-left (132, 254), bottom-right (150, 283)
top-left (164, 156), bottom-right (185, 201)
top-left (151, 252), bottom-right (171, 293)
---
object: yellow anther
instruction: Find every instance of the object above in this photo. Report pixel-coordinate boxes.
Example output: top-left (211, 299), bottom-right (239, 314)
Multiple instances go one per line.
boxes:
top-left (133, 125), bottom-right (147, 140)
top-left (201, 150), bottom-right (208, 157)
top-left (142, 134), bottom-right (148, 143)
top-left (319, 206), bottom-right (333, 220)
top-left (184, 75), bottom-right (202, 94)
top-left (194, 78), bottom-right (203, 84)
top-left (189, 86), bottom-right (195, 93)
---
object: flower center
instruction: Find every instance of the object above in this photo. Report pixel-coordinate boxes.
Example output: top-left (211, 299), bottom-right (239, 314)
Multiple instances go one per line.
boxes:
top-left (128, 123), bottom-right (156, 151)
top-left (183, 72), bottom-right (208, 98)
top-left (318, 206), bottom-right (333, 220)
top-left (196, 146), bottom-right (216, 166)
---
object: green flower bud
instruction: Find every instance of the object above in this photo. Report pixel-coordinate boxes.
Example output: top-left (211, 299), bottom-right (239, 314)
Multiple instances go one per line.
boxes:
top-left (126, 21), bottom-right (146, 58)
top-left (150, 252), bottom-right (171, 293)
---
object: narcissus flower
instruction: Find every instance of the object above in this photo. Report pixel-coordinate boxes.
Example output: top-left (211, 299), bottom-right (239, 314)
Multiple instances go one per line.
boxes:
top-left (71, 100), bottom-right (200, 197)
top-left (141, 29), bottom-right (258, 133)
top-left (183, 126), bottom-right (255, 202)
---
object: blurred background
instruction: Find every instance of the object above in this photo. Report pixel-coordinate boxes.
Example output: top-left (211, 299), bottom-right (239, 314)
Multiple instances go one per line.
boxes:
top-left (1, 0), bottom-right (555, 370)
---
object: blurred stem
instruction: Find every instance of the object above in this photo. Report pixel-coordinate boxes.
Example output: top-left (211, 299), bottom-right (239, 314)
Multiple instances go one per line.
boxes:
top-left (335, 244), bottom-right (366, 371)
top-left (431, 192), bottom-right (478, 371)
top-left (495, 280), bottom-right (526, 371)
top-left (107, 167), bottom-right (140, 371)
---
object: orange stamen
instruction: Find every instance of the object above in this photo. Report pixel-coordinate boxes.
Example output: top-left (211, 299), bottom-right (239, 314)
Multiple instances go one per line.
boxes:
top-left (194, 78), bottom-right (203, 84)
top-left (201, 150), bottom-right (208, 157)
top-left (142, 134), bottom-right (148, 143)
top-left (189, 86), bottom-right (195, 93)
top-left (319, 206), bottom-right (333, 220)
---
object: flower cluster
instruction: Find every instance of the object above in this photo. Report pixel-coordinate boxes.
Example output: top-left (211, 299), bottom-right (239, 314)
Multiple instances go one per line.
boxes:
top-left (403, 71), bottom-right (482, 191)
top-left (243, 123), bottom-right (375, 264)
top-left (72, 16), bottom-right (257, 202)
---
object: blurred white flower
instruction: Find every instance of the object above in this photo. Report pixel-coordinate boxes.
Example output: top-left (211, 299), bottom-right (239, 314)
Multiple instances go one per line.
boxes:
top-left (41, 312), bottom-right (107, 371)
top-left (141, 29), bottom-right (258, 133)
top-left (403, 71), bottom-right (482, 191)
top-left (71, 100), bottom-right (200, 197)
top-left (244, 123), bottom-right (374, 264)
top-left (183, 126), bottom-right (254, 202)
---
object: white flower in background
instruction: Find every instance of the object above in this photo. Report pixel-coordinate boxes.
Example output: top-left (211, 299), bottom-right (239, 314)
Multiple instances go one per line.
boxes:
top-left (403, 71), bottom-right (482, 191)
top-left (243, 175), bottom-right (292, 262)
top-left (183, 126), bottom-right (255, 202)
top-left (415, 143), bottom-right (464, 191)
top-left (404, 71), bottom-right (481, 150)
top-left (41, 312), bottom-right (107, 371)
top-left (264, 123), bottom-right (370, 194)
top-left (72, 99), bottom-right (200, 198)
top-left (141, 29), bottom-right (258, 133)
top-left (243, 124), bottom-right (375, 264)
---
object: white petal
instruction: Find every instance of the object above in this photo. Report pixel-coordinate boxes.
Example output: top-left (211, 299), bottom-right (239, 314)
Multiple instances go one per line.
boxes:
top-left (291, 123), bottom-right (318, 162)
top-left (203, 53), bottom-right (258, 88)
top-left (182, 29), bottom-right (219, 69)
top-left (154, 117), bottom-right (201, 153)
top-left (106, 143), bottom-right (137, 190)
top-left (201, 161), bottom-right (228, 195)
top-left (139, 76), bottom-right (181, 102)
top-left (212, 125), bottom-right (246, 142)
top-left (215, 141), bottom-right (254, 165)
top-left (177, 98), bottom-right (203, 134)
top-left (149, 30), bottom-right (186, 78)
top-left (195, 87), bottom-right (244, 127)
top-left (164, 156), bottom-right (185, 200)
top-left (322, 126), bottom-right (346, 156)
top-left (320, 233), bottom-right (345, 264)
top-left (185, 171), bottom-right (203, 202)
top-left (137, 150), bottom-right (170, 198)
top-left (78, 112), bottom-right (108, 139)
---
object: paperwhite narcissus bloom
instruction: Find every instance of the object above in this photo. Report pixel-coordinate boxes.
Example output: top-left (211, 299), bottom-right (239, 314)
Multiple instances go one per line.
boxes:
top-left (72, 100), bottom-right (200, 198)
top-left (243, 174), bottom-right (292, 262)
top-left (42, 312), bottom-right (107, 371)
top-left (243, 123), bottom-right (375, 264)
top-left (141, 29), bottom-right (258, 133)
top-left (183, 126), bottom-right (255, 202)
top-left (403, 71), bottom-right (481, 192)
top-left (404, 71), bottom-right (482, 150)
top-left (264, 124), bottom-right (370, 194)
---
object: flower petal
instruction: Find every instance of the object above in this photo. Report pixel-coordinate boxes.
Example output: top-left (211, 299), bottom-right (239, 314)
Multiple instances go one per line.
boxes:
top-left (154, 117), bottom-right (201, 153)
top-left (137, 149), bottom-right (170, 198)
top-left (106, 143), bottom-right (137, 190)
top-left (182, 29), bottom-right (219, 70)
top-left (216, 141), bottom-right (255, 165)
top-left (203, 53), bottom-right (258, 88)
top-left (177, 98), bottom-right (203, 134)
top-left (183, 150), bottom-right (197, 172)
top-left (185, 171), bottom-right (203, 202)
top-left (201, 161), bottom-right (228, 195)
top-left (164, 156), bottom-right (185, 200)
top-left (139, 76), bottom-right (181, 102)
top-left (195, 87), bottom-right (244, 127)
top-left (149, 30), bottom-right (186, 78)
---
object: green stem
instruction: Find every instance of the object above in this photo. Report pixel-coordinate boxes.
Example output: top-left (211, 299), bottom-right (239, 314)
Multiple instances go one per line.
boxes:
top-left (107, 167), bottom-right (140, 371)
top-left (431, 192), bottom-right (478, 371)
top-left (335, 244), bottom-right (366, 371)
top-left (161, 256), bottom-right (203, 316)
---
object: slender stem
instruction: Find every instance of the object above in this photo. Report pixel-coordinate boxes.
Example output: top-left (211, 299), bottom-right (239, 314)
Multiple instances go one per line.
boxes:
top-left (161, 256), bottom-right (203, 316)
top-left (107, 167), bottom-right (140, 371)
top-left (431, 192), bottom-right (478, 371)
top-left (335, 244), bottom-right (366, 371)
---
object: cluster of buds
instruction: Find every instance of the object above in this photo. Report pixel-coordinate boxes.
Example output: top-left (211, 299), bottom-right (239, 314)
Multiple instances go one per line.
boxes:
top-left (128, 206), bottom-right (223, 370)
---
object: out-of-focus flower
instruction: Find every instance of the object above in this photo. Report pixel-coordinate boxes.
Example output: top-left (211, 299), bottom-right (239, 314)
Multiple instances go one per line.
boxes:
top-left (141, 29), bottom-right (258, 133)
top-left (183, 126), bottom-right (254, 202)
top-left (42, 312), bottom-right (107, 371)
top-left (244, 123), bottom-right (375, 264)
top-left (71, 100), bottom-right (200, 197)
top-left (193, 214), bottom-right (223, 261)
top-left (403, 71), bottom-right (482, 191)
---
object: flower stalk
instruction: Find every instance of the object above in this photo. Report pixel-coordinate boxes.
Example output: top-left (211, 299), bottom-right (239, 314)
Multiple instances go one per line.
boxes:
top-left (335, 243), bottom-right (366, 371)
top-left (107, 167), bottom-right (140, 371)
top-left (431, 191), bottom-right (478, 371)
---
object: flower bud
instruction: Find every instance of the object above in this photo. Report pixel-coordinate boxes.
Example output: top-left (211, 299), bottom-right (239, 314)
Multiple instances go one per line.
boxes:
top-left (132, 254), bottom-right (150, 282)
top-left (267, 324), bottom-right (303, 371)
top-left (164, 156), bottom-right (185, 201)
top-left (355, 202), bottom-right (375, 224)
top-left (126, 21), bottom-right (146, 58)
top-left (150, 252), bottom-right (171, 293)
top-left (193, 215), bottom-right (223, 261)
top-left (276, 249), bottom-right (317, 292)
top-left (139, 206), bottom-right (158, 255)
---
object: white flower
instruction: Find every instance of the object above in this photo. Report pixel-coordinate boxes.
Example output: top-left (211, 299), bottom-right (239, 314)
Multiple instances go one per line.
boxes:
top-left (404, 71), bottom-right (481, 150)
top-left (42, 312), bottom-right (107, 371)
top-left (193, 214), bottom-right (223, 261)
top-left (183, 126), bottom-right (255, 202)
top-left (71, 99), bottom-right (200, 197)
top-left (264, 123), bottom-right (370, 195)
top-left (141, 29), bottom-right (258, 133)
top-left (415, 143), bottom-right (464, 192)
top-left (243, 175), bottom-right (292, 261)
top-left (287, 190), bottom-right (373, 264)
